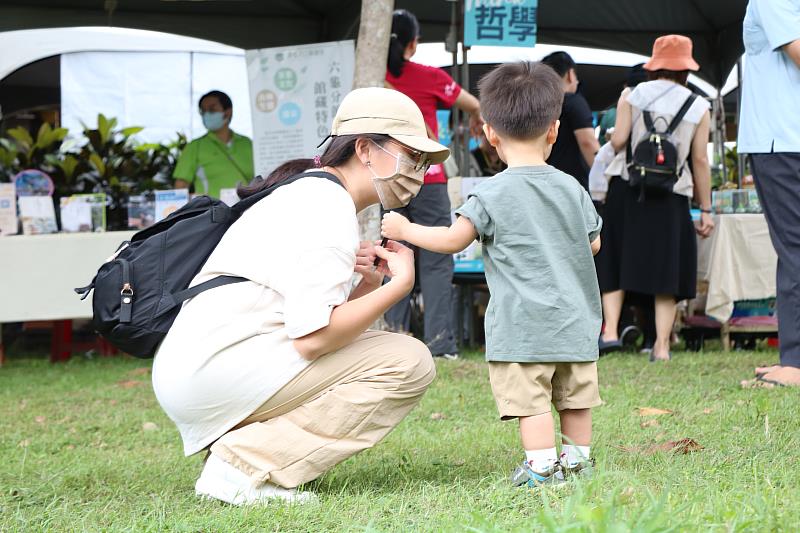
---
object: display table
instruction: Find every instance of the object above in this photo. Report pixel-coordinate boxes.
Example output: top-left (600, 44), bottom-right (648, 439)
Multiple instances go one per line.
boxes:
top-left (696, 214), bottom-right (777, 349)
top-left (453, 268), bottom-right (487, 347)
top-left (0, 231), bottom-right (135, 364)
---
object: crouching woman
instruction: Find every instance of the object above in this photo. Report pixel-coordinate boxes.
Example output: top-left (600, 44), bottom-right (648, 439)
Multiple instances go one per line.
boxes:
top-left (152, 88), bottom-right (449, 504)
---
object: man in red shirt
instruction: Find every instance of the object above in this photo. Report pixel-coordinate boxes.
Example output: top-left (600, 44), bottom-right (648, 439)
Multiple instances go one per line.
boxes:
top-left (384, 9), bottom-right (481, 358)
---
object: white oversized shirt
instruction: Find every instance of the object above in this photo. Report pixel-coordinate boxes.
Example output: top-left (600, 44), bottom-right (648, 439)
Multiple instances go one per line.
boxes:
top-left (152, 176), bottom-right (358, 455)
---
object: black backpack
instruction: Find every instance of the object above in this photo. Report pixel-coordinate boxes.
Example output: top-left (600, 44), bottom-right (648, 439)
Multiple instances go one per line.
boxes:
top-left (626, 93), bottom-right (697, 200)
top-left (74, 171), bottom-right (342, 358)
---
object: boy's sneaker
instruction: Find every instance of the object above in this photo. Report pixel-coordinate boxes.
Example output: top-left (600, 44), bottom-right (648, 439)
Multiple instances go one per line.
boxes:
top-left (433, 352), bottom-right (459, 360)
top-left (561, 457), bottom-right (596, 480)
top-left (510, 460), bottom-right (564, 488)
top-left (195, 454), bottom-right (316, 505)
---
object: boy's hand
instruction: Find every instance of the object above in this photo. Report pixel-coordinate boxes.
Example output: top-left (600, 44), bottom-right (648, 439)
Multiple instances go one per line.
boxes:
top-left (381, 212), bottom-right (410, 241)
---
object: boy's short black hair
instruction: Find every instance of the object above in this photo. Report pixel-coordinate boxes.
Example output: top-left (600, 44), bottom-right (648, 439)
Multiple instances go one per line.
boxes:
top-left (477, 62), bottom-right (564, 140)
top-left (199, 90), bottom-right (233, 110)
top-left (540, 51), bottom-right (576, 78)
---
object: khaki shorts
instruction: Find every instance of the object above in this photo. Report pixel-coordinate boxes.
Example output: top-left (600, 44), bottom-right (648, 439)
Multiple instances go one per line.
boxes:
top-left (488, 361), bottom-right (601, 419)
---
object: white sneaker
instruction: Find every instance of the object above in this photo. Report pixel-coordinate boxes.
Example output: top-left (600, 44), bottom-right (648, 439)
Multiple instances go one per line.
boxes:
top-left (195, 454), bottom-right (316, 505)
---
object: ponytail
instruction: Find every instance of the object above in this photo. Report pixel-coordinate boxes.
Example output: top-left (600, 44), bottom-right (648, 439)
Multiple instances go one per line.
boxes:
top-left (387, 9), bottom-right (420, 78)
top-left (387, 37), bottom-right (406, 78)
top-left (237, 134), bottom-right (390, 200)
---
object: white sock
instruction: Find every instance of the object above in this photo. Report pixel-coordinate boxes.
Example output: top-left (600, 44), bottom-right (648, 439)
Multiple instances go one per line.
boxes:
top-left (525, 447), bottom-right (558, 473)
top-left (561, 444), bottom-right (591, 467)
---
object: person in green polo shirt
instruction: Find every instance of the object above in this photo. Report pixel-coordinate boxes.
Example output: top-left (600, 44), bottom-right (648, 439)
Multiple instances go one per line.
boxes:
top-left (173, 90), bottom-right (254, 198)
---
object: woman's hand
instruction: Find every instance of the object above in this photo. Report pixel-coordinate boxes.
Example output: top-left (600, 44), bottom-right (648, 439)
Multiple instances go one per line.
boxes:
top-left (695, 212), bottom-right (715, 238)
top-left (374, 240), bottom-right (415, 292)
top-left (353, 240), bottom-right (386, 288)
top-left (381, 212), bottom-right (410, 241)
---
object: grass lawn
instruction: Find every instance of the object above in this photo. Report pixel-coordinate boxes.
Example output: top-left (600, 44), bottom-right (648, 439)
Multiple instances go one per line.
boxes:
top-left (1, 348), bottom-right (798, 532)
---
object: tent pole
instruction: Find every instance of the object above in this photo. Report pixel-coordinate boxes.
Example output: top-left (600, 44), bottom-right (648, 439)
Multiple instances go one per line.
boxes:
top-left (711, 96), bottom-right (726, 187)
top-left (447, 0), bottom-right (464, 176)
top-left (461, 44), bottom-right (470, 176)
top-left (719, 96), bottom-right (727, 187)
top-left (736, 58), bottom-right (745, 188)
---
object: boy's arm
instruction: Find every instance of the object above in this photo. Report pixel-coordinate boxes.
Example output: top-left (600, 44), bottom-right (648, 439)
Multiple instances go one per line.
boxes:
top-left (590, 236), bottom-right (601, 256)
top-left (382, 212), bottom-right (477, 254)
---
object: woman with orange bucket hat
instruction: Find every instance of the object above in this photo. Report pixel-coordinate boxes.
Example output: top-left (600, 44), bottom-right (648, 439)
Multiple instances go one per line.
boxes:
top-left (594, 35), bottom-right (716, 362)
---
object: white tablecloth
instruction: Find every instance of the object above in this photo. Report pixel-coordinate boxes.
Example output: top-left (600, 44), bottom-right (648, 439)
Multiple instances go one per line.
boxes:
top-left (697, 214), bottom-right (777, 323)
top-left (0, 231), bottom-right (135, 322)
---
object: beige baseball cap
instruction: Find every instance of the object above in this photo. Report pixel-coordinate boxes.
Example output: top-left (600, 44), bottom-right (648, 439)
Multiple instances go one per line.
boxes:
top-left (324, 87), bottom-right (450, 164)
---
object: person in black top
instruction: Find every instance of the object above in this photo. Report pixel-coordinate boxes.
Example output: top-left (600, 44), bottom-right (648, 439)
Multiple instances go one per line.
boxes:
top-left (541, 52), bottom-right (600, 190)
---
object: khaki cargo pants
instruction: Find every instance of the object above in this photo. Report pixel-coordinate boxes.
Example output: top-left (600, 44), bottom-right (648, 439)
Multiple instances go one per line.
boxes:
top-left (210, 330), bottom-right (436, 488)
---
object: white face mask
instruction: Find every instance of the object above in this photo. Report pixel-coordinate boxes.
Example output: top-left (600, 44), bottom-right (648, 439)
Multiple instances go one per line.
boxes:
top-left (367, 140), bottom-right (429, 209)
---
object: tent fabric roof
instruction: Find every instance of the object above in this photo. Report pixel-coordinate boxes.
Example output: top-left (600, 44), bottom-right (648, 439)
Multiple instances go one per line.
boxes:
top-left (0, 27), bottom-right (241, 82)
top-left (0, 0), bottom-right (746, 87)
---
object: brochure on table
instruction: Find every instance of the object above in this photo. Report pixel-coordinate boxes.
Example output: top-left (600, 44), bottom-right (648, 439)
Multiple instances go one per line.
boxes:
top-left (0, 183), bottom-right (18, 236)
top-left (18, 196), bottom-right (57, 235)
top-left (59, 193), bottom-right (106, 232)
top-left (127, 194), bottom-right (156, 229)
top-left (219, 188), bottom-right (239, 206)
top-left (154, 189), bottom-right (189, 222)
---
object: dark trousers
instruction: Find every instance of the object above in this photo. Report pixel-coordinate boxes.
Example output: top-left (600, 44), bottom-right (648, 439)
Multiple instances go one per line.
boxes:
top-left (751, 152), bottom-right (800, 368)
top-left (384, 183), bottom-right (458, 355)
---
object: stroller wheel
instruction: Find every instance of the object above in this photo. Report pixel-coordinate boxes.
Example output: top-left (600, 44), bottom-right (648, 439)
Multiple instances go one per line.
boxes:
top-left (620, 325), bottom-right (642, 349)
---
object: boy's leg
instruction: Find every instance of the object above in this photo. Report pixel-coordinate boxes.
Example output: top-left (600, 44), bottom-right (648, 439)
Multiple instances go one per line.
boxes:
top-left (489, 362), bottom-right (559, 478)
top-left (519, 413), bottom-right (559, 475)
top-left (553, 362), bottom-right (601, 472)
top-left (519, 413), bottom-right (556, 450)
top-left (559, 408), bottom-right (592, 446)
top-left (559, 409), bottom-right (593, 469)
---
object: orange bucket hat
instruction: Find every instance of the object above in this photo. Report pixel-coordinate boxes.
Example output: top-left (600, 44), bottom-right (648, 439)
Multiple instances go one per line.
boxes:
top-left (643, 35), bottom-right (700, 72)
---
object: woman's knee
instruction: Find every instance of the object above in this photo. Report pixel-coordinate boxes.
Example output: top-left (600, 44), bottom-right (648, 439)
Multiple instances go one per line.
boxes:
top-left (389, 333), bottom-right (437, 388)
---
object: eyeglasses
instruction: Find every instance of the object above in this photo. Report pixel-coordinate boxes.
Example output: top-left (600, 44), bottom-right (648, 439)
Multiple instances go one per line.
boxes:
top-left (384, 140), bottom-right (431, 173)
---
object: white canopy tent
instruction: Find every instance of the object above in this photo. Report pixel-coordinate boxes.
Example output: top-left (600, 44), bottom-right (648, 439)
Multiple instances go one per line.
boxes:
top-left (0, 27), bottom-right (242, 81)
top-left (413, 42), bottom-right (739, 99)
top-left (0, 27), bottom-right (251, 143)
top-left (1, 27), bottom-right (741, 153)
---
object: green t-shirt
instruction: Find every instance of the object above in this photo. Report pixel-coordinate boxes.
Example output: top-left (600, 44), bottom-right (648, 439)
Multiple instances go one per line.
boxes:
top-left (455, 165), bottom-right (603, 364)
top-left (172, 132), bottom-right (254, 198)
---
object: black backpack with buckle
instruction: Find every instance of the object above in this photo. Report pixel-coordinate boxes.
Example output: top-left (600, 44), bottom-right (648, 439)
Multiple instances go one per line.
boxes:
top-left (626, 93), bottom-right (697, 200)
top-left (74, 171), bottom-right (342, 358)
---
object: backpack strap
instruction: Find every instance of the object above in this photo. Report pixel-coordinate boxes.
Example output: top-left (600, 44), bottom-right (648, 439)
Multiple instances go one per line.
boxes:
top-left (666, 94), bottom-right (698, 135)
top-left (156, 172), bottom-right (344, 316)
top-left (154, 275), bottom-right (248, 318)
top-left (642, 109), bottom-right (656, 133)
top-left (232, 171), bottom-right (343, 214)
top-left (171, 275), bottom-right (248, 305)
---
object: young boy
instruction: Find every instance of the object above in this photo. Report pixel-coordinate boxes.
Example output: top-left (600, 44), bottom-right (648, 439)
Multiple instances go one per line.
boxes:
top-left (381, 62), bottom-right (603, 487)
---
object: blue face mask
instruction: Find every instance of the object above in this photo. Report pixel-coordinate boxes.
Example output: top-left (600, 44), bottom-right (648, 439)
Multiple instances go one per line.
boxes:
top-left (202, 111), bottom-right (227, 132)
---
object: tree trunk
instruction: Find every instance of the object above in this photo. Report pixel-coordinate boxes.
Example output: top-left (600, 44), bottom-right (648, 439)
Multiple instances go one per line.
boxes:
top-left (352, 0), bottom-right (394, 329)
top-left (353, 0), bottom-right (394, 246)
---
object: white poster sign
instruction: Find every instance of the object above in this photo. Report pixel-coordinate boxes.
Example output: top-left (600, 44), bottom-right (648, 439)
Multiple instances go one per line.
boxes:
top-left (246, 41), bottom-right (355, 177)
top-left (61, 51), bottom-right (252, 144)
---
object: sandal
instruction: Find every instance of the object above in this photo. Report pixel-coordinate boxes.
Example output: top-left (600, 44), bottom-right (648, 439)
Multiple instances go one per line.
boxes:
top-left (599, 337), bottom-right (623, 355)
top-left (755, 365), bottom-right (782, 379)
